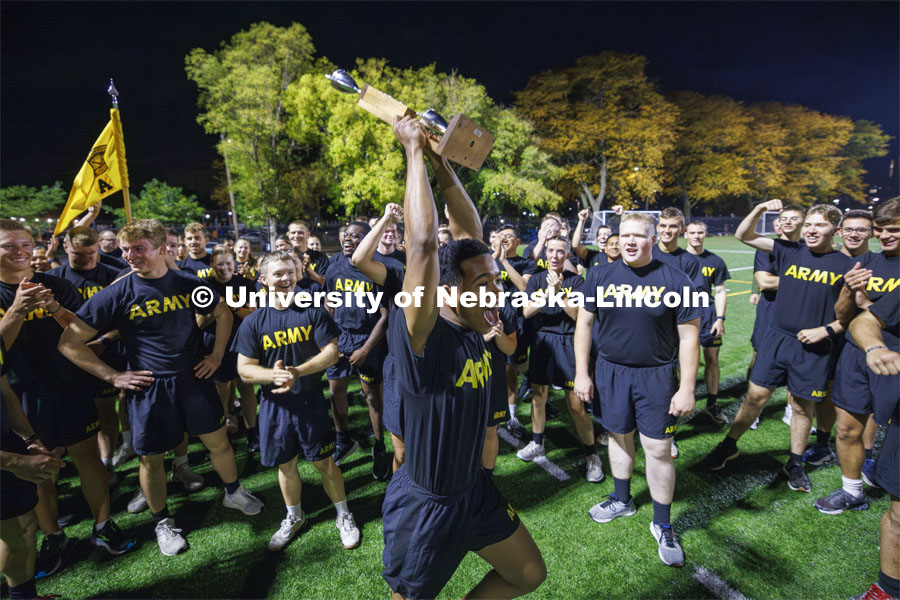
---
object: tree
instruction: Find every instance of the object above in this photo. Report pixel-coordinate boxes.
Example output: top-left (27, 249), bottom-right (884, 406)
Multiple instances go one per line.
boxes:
top-left (288, 59), bottom-right (561, 219)
top-left (109, 179), bottom-right (205, 226)
top-left (835, 119), bottom-right (890, 202)
top-left (186, 22), bottom-right (324, 236)
top-left (0, 182), bottom-right (67, 221)
top-left (516, 52), bottom-right (678, 212)
top-left (664, 92), bottom-right (755, 218)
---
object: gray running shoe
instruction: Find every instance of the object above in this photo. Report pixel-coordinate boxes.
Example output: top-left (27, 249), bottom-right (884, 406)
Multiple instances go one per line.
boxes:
top-left (814, 488), bottom-right (868, 514)
top-left (155, 518), bottom-right (187, 556)
top-left (127, 488), bottom-right (148, 514)
top-left (649, 521), bottom-right (685, 567)
top-left (222, 485), bottom-right (264, 515)
top-left (585, 454), bottom-right (605, 483)
top-left (268, 512), bottom-right (307, 551)
top-left (588, 494), bottom-right (637, 524)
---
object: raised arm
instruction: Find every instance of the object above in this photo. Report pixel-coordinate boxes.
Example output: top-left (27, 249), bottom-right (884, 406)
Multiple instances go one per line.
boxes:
top-left (572, 209), bottom-right (590, 260)
top-left (396, 116), bottom-right (440, 354)
top-left (736, 200), bottom-right (782, 253)
top-left (425, 149), bottom-right (481, 241)
top-left (351, 203), bottom-right (402, 285)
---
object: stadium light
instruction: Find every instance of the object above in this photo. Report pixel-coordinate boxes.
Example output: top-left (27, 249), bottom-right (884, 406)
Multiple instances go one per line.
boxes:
top-left (873, 197), bottom-right (880, 202)
top-left (46, 218), bottom-right (53, 223)
top-left (227, 211), bottom-right (232, 216)
top-left (205, 214), bottom-right (211, 219)
top-left (832, 199), bottom-right (840, 204)
top-left (19, 218), bottom-right (25, 222)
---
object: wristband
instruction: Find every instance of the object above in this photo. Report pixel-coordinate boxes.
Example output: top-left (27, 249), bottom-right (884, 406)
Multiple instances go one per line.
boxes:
top-left (716, 316), bottom-right (725, 321)
top-left (23, 433), bottom-right (40, 446)
top-left (866, 345), bottom-right (888, 354)
top-left (824, 325), bottom-right (835, 337)
top-left (47, 303), bottom-right (61, 314)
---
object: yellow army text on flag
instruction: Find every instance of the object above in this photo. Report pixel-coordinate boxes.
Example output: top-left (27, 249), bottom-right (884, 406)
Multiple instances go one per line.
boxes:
top-left (54, 108), bottom-right (130, 235)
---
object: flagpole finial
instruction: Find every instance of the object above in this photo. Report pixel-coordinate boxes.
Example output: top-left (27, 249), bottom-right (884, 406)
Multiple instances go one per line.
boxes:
top-left (108, 79), bottom-right (119, 108)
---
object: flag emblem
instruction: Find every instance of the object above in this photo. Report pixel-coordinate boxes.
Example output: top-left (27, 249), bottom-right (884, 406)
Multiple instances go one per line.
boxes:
top-left (87, 145), bottom-right (109, 176)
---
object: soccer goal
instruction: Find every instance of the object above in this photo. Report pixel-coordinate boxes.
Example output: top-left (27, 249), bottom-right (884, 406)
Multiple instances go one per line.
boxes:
top-left (588, 209), bottom-right (661, 237)
top-left (754, 211), bottom-right (782, 236)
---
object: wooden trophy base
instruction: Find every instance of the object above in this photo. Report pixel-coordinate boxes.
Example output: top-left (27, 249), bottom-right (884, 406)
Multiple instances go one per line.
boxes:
top-left (356, 84), bottom-right (494, 170)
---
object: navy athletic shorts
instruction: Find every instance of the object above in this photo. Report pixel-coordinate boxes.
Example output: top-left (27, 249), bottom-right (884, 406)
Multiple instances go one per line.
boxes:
top-left (326, 332), bottom-right (387, 385)
top-left (14, 378), bottom-right (99, 450)
top-left (698, 307), bottom-right (723, 348)
top-left (827, 334), bottom-right (846, 382)
top-left (258, 389), bottom-right (336, 467)
top-left (874, 409), bottom-right (899, 497)
top-left (382, 354), bottom-right (401, 436)
top-left (750, 329), bottom-right (833, 402)
top-left (831, 344), bottom-right (885, 417)
top-left (96, 341), bottom-right (128, 398)
top-left (382, 465), bottom-right (520, 600)
top-left (0, 434), bottom-right (38, 519)
top-left (527, 331), bottom-right (575, 390)
top-left (750, 298), bottom-right (774, 351)
top-left (593, 357), bottom-right (679, 440)
top-left (129, 372), bottom-right (224, 456)
top-left (212, 350), bottom-right (240, 384)
top-left (506, 313), bottom-right (530, 367)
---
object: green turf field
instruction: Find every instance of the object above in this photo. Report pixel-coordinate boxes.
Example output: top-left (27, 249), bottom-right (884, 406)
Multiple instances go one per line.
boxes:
top-left (36, 236), bottom-right (887, 600)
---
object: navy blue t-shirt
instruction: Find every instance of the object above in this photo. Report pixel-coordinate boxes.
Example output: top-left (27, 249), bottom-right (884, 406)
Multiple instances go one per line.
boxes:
top-left (48, 263), bottom-right (122, 301)
top-left (524, 270), bottom-right (584, 335)
top-left (692, 250), bottom-right (730, 295)
top-left (374, 249), bottom-right (406, 270)
top-left (0, 272), bottom-right (83, 386)
top-left (497, 256), bottom-right (540, 292)
top-left (584, 259), bottom-right (702, 367)
top-left (232, 305), bottom-right (339, 399)
top-left (652, 246), bottom-right (703, 291)
top-left (178, 254), bottom-right (213, 279)
top-left (852, 253), bottom-right (900, 350)
top-left (754, 249), bottom-right (778, 304)
top-left (202, 274), bottom-right (258, 343)
top-left (869, 288), bottom-right (899, 348)
top-left (523, 240), bottom-right (551, 271)
top-left (388, 310), bottom-right (491, 495)
top-left (583, 248), bottom-right (607, 270)
top-left (76, 269), bottom-right (219, 376)
top-left (488, 303), bottom-right (517, 404)
top-left (770, 240), bottom-right (850, 336)
top-left (324, 253), bottom-right (384, 334)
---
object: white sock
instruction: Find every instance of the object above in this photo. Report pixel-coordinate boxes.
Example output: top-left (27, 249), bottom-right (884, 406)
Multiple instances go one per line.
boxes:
top-left (842, 475), bottom-right (864, 498)
top-left (101, 457), bottom-right (112, 467)
top-left (286, 503), bottom-right (302, 518)
top-left (508, 405), bottom-right (517, 420)
top-left (122, 431), bottom-right (132, 446)
top-left (333, 499), bottom-right (349, 518)
top-left (94, 519), bottom-right (108, 531)
top-left (173, 455), bottom-right (188, 469)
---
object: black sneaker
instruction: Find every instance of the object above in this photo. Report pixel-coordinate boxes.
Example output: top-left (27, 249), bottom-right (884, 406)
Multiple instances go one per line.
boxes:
top-left (814, 488), bottom-right (868, 514)
top-left (35, 533), bottom-right (66, 579)
top-left (90, 519), bottom-right (137, 555)
top-left (247, 428), bottom-right (260, 453)
top-left (333, 440), bottom-right (359, 466)
top-left (704, 441), bottom-right (740, 471)
top-left (372, 444), bottom-right (391, 482)
top-left (783, 461), bottom-right (811, 493)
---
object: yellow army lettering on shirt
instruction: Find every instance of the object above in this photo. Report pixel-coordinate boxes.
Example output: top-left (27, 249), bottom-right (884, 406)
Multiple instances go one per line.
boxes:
top-left (196, 267), bottom-right (215, 279)
top-left (600, 284), bottom-right (666, 299)
top-left (333, 278), bottom-right (374, 293)
top-left (866, 276), bottom-right (900, 294)
top-left (531, 286), bottom-right (576, 298)
top-left (261, 325), bottom-right (313, 350)
top-left (702, 266), bottom-right (716, 278)
top-left (0, 307), bottom-right (54, 321)
top-left (782, 265), bottom-right (843, 286)
top-left (536, 258), bottom-right (549, 269)
top-left (128, 294), bottom-right (192, 320)
top-left (455, 349), bottom-right (494, 389)
top-left (79, 284), bottom-right (104, 300)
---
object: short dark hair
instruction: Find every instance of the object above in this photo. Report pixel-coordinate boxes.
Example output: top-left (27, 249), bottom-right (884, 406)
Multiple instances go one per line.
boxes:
top-left (873, 198), bottom-right (900, 226)
top-left (439, 238), bottom-right (492, 286)
top-left (493, 224), bottom-right (520, 238)
top-left (841, 210), bottom-right (873, 225)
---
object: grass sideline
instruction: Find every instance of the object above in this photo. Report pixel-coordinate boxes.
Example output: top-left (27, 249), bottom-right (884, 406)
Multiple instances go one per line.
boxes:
top-left (29, 236), bottom-right (887, 600)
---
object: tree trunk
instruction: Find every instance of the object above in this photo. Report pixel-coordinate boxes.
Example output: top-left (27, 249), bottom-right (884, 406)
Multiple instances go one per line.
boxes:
top-left (597, 155), bottom-right (607, 210)
top-left (682, 193), bottom-right (692, 221)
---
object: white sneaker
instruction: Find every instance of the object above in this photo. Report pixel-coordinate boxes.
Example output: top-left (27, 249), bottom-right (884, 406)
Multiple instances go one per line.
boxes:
top-left (336, 512), bottom-right (360, 549)
top-left (155, 518), bottom-right (187, 556)
top-left (112, 444), bottom-right (136, 468)
top-left (268, 512), bottom-right (306, 551)
top-left (585, 454), bottom-right (605, 483)
top-left (516, 440), bottom-right (545, 462)
top-left (670, 440), bottom-right (680, 459)
top-left (597, 431), bottom-right (609, 446)
top-left (782, 404), bottom-right (793, 425)
top-left (171, 462), bottom-right (205, 492)
top-left (127, 488), bottom-right (148, 514)
top-left (222, 485), bottom-right (264, 516)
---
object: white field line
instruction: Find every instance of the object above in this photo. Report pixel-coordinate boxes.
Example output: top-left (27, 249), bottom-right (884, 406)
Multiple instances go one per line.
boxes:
top-left (497, 427), bottom-right (570, 481)
top-left (693, 564), bottom-right (750, 600)
top-left (729, 266), bottom-right (754, 271)
top-left (715, 250), bottom-right (756, 254)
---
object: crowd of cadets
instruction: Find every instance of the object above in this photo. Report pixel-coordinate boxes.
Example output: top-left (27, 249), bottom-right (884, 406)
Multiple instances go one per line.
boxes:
top-left (2, 147), bottom-right (898, 598)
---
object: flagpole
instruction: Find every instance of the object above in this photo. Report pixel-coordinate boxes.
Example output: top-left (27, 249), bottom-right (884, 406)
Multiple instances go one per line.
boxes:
top-left (108, 79), bottom-right (132, 223)
top-left (220, 133), bottom-right (241, 239)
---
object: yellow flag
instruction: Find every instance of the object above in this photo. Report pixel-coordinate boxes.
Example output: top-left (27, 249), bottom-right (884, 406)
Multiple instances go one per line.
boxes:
top-left (54, 108), bottom-right (130, 235)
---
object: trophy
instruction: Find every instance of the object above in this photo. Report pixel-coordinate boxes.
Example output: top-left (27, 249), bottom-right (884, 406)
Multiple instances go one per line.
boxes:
top-left (325, 69), bottom-right (495, 171)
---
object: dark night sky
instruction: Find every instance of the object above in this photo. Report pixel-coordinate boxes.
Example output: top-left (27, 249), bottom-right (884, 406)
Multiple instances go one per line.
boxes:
top-left (2, 1), bottom-right (898, 204)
